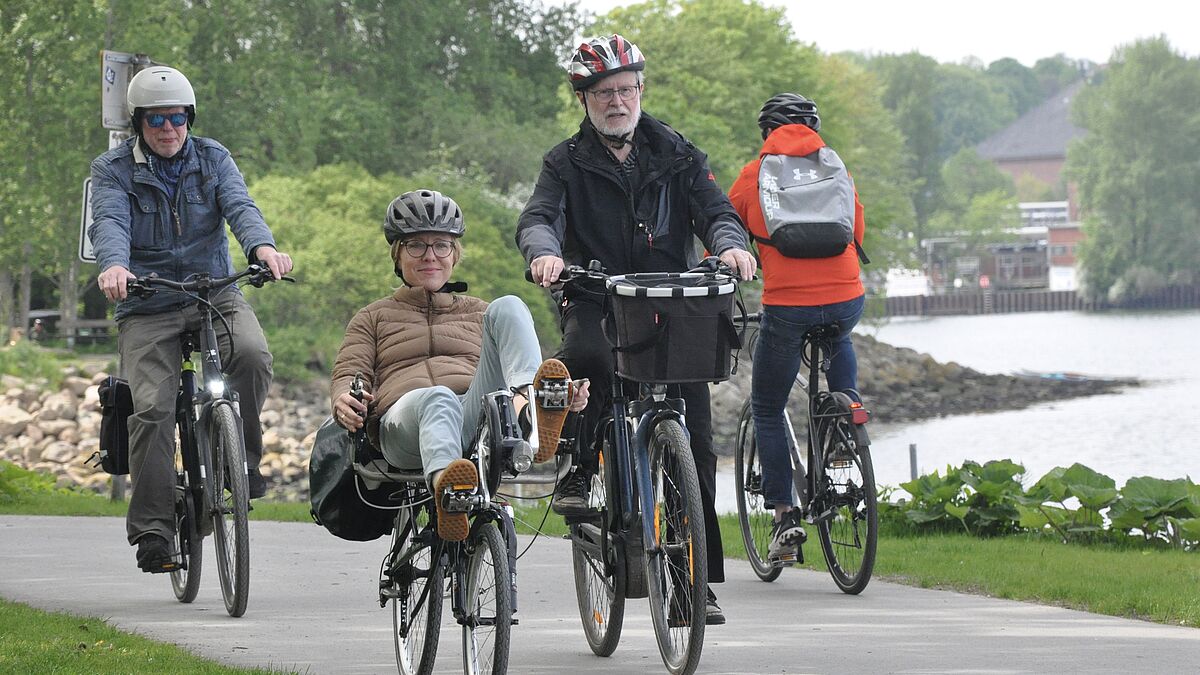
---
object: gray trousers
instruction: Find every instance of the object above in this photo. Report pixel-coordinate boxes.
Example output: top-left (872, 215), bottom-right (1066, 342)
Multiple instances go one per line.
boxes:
top-left (118, 290), bottom-right (272, 545)
top-left (379, 296), bottom-right (541, 483)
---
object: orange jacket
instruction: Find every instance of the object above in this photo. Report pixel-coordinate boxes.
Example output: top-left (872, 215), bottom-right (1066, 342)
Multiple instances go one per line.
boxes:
top-left (728, 124), bottom-right (865, 307)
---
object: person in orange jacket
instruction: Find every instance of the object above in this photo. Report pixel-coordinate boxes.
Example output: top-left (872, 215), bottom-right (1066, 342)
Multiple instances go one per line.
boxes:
top-left (728, 93), bottom-right (867, 563)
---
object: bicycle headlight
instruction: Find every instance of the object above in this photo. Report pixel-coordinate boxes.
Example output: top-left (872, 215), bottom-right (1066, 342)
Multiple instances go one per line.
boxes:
top-left (207, 380), bottom-right (225, 397)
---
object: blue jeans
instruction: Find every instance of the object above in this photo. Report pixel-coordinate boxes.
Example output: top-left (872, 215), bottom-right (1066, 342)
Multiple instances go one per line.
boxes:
top-left (750, 295), bottom-right (864, 507)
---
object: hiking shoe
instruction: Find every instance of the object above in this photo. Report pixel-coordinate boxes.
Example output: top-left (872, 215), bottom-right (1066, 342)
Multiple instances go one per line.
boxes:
top-left (705, 588), bottom-right (726, 626)
top-left (532, 359), bottom-right (572, 463)
top-left (248, 468), bottom-right (267, 499)
top-left (136, 534), bottom-right (178, 573)
top-left (768, 509), bottom-right (807, 563)
top-left (433, 459), bottom-right (479, 542)
top-left (551, 469), bottom-right (591, 516)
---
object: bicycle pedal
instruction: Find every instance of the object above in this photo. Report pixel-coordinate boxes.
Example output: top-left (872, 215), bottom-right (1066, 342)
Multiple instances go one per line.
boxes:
top-left (535, 377), bottom-right (571, 410)
top-left (441, 489), bottom-right (484, 513)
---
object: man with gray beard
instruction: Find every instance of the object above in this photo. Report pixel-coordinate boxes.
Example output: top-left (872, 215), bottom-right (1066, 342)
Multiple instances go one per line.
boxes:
top-left (517, 34), bottom-right (755, 625)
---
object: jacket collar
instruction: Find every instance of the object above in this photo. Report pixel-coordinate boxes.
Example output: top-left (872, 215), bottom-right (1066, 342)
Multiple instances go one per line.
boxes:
top-left (392, 284), bottom-right (459, 310)
top-left (574, 114), bottom-right (687, 167)
top-left (760, 124), bottom-right (825, 157)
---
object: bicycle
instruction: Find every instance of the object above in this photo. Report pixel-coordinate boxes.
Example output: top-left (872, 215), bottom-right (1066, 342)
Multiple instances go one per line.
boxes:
top-left (538, 261), bottom-right (739, 675)
top-left (732, 312), bottom-right (878, 594)
top-left (127, 264), bottom-right (291, 617)
top-left (351, 370), bottom-right (571, 674)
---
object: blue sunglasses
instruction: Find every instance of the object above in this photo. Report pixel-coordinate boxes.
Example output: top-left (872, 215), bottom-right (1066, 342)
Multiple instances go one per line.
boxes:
top-left (145, 112), bottom-right (189, 128)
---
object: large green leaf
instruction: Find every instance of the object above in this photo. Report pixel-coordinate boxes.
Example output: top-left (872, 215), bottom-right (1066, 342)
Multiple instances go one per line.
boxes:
top-left (960, 459), bottom-right (1024, 501)
top-left (1120, 476), bottom-right (1192, 518)
top-left (1174, 517), bottom-right (1200, 544)
top-left (1029, 466), bottom-right (1070, 503)
top-left (1063, 463), bottom-right (1118, 510)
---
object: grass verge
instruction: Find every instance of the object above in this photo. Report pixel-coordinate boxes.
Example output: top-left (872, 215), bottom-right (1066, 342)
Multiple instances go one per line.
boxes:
top-left (0, 597), bottom-right (285, 673)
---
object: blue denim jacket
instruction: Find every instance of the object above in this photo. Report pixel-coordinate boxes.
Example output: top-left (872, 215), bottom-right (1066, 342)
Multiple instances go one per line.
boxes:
top-left (89, 135), bottom-right (275, 319)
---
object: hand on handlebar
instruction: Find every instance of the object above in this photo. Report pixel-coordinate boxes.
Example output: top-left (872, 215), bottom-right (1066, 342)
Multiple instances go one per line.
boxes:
top-left (529, 255), bottom-right (565, 287)
top-left (98, 265), bottom-right (137, 302)
top-left (718, 248), bottom-right (757, 281)
top-left (335, 389), bottom-right (373, 432)
top-left (253, 245), bottom-right (294, 281)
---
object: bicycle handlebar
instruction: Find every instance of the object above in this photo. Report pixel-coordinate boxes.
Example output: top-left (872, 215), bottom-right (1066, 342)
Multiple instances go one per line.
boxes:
top-left (128, 264), bottom-right (295, 299)
top-left (524, 256), bottom-right (739, 288)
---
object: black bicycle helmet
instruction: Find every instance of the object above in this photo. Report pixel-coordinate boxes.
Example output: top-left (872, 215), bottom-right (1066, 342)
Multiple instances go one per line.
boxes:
top-left (568, 34), bottom-right (646, 91)
top-left (383, 189), bottom-right (465, 244)
top-left (758, 93), bottom-right (820, 139)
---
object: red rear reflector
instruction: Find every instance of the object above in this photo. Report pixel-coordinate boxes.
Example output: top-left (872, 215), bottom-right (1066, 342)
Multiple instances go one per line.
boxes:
top-left (850, 402), bottom-right (869, 425)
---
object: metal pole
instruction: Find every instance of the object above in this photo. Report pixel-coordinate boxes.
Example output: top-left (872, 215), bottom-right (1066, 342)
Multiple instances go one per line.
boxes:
top-left (909, 443), bottom-right (918, 480)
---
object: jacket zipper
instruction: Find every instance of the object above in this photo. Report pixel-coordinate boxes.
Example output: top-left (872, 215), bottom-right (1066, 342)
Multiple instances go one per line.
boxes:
top-left (424, 291), bottom-right (437, 384)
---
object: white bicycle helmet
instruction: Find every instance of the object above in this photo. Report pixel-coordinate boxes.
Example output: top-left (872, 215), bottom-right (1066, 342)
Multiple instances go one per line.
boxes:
top-left (127, 66), bottom-right (196, 126)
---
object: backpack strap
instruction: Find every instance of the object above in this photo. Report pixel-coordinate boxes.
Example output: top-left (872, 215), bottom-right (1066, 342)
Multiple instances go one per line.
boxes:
top-left (756, 231), bottom-right (871, 265)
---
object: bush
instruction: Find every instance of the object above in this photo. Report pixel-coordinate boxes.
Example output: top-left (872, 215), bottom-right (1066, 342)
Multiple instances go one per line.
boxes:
top-left (0, 342), bottom-right (66, 388)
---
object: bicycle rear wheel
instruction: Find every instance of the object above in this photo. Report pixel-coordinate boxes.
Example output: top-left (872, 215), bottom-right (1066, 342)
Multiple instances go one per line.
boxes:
top-left (570, 447), bottom-right (625, 656)
top-left (461, 523), bottom-right (512, 675)
top-left (391, 505), bottom-right (443, 675)
top-left (645, 419), bottom-right (707, 675)
top-left (170, 471), bottom-right (202, 602)
top-left (209, 401), bottom-right (250, 617)
top-left (813, 409), bottom-right (878, 595)
top-left (733, 400), bottom-right (782, 582)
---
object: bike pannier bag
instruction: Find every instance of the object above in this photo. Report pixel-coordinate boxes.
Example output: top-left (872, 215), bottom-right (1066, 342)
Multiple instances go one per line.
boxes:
top-left (605, 272), bottom-right (740, 384)
top-left (93, 376), bottom-right (133, 475)
top-left (757, 147), bottom-right (856, 258)
top-left (308, 416), bottom-right (395, 542)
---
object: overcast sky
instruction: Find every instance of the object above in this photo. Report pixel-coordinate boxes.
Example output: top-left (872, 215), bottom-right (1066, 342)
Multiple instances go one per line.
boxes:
top-left (558, 0), bottom-right (1200, 67)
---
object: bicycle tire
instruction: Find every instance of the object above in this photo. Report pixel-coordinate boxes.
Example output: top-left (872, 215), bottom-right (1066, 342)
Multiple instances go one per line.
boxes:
top-left (570, 447), bottom-right (626, 656)
top-left (813, 407), bottom-right (878, 595)
top-left (733, 400), bottom-right (783, 582)
top-left (645, 418), bottom-right (707, 675)
top-left (461, 523), bottom-right (512, 675)
top-left (210, 401), bottom-right (250, 617)
top-left (392, 506), bottom-right (443, 675)
top-left (170, 471), bottom-right (202, 602)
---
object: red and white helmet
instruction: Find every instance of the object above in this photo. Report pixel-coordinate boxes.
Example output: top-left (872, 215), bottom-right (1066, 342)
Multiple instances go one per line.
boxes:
top-left (568, 34), bottom-right (645, 91)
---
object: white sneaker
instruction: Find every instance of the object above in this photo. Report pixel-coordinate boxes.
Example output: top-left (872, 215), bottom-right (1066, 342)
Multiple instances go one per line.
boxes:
top-left (767, 510), bottom-right (806, 562)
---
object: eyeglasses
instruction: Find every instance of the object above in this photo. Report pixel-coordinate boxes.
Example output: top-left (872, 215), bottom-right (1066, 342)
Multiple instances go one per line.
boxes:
top-left (402, 240), bottom-right (455, 259)
top-left (145, 112), bottom-right (189, 128)
top-left (587, 85), bottom-right (641, 104)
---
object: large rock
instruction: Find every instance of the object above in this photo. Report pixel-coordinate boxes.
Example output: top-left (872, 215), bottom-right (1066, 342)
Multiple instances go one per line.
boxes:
top-left (0, 405), bottom-right (33, 438)
top-left (38, 391), bottom-right (78, 421)
top-left (41, 440), bottom-right (79, 464)
top-left (62, 376), bottom-right (93, 397)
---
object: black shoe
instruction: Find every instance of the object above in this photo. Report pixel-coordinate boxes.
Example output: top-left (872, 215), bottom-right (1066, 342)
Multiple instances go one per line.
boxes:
top-left (248, 468), bottom-right (267, 499)
top-left (705, 588), bottom-right (726, 626)
top-left (136, 534), bottom-right (178, 573)
top-left (551, 470), bottom-right (591, 516)
top-left (768, 509), bottom-right (807, 563)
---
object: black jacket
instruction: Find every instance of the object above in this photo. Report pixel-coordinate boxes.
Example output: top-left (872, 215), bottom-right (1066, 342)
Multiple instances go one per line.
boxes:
top-left (516, 114), bottom-right (746, 276)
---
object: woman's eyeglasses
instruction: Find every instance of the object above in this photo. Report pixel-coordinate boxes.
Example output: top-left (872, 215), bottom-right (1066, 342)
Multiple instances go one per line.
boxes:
top-left (402, 240), bottom-right (455, 259)
top-left (145, 112), bottom-right (189, 128)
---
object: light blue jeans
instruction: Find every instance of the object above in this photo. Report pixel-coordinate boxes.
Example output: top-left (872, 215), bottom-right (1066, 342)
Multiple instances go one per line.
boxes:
top-left (378, 296), bottom-right (541, 482)
top-left (751, 295), bottom-right (864, 507)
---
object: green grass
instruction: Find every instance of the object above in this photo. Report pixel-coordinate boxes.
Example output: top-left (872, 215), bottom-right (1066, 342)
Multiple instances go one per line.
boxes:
top-left (0, 598), bottom-right (288, 673)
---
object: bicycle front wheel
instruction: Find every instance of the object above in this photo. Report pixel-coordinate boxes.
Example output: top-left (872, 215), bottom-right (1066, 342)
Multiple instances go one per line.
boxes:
top-left (733, 400), bottom-right (782, 582)
top-left (571, 446), bottom-right (625, 656)
top-left (461, 523), bottom-right (512, 675)
top-left (170, 471), bottom-right (202, 602)
top-left (645, 419), bottom-right (707, 675)
top-left (392, 506), bottom-right (443, 675)
top-left (814, 412), bottom-right (878, 595)
top-left (209, 401), bottom-right (250, 617)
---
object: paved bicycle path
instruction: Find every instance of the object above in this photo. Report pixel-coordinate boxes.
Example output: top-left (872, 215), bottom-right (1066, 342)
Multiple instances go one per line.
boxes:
top-left (2, 515), bottom-right (1197, 674)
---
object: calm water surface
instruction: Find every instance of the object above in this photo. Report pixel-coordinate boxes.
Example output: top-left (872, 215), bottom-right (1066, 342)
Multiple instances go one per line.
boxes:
top-left (714, 309), bottom-right (1200, 512)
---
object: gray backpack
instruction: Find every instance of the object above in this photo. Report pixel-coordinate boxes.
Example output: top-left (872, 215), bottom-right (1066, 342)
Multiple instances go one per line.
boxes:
top-left (756, 147), bottom-right (869, 263)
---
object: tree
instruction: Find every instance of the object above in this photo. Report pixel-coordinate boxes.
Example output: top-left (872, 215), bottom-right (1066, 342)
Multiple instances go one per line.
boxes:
top-left (1067, 37), bottom-right (1200, 301)
top-left (986, 57), bottom-right (1042, 117)
top-left (927, 149), bottom-right (1020, 248)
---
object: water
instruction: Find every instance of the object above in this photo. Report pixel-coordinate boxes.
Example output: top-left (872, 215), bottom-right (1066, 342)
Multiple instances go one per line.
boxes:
top-left (714, 309), bottom-right (1200, 513)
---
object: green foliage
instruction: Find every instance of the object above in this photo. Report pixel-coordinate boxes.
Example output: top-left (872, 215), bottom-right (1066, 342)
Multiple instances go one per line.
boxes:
top-left (0, 342), bottom-right (67, 388)
top-left (246, 163), bottom-right (558, 382)
top-left (890, 460), bottom-right (1199, 550)
top-left (1068, 37), bottom-right (1200, 301)
top-left (0, 460), bottom-right (57, 503)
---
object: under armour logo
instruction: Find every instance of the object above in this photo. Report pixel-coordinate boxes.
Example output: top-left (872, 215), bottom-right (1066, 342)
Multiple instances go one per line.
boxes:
top-left (794, 168), bottom-right (818, 181)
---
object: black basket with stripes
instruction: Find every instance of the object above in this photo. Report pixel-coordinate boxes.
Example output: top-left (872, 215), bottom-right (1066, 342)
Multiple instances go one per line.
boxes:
top-left (605, 272), bottom-right (740, 384)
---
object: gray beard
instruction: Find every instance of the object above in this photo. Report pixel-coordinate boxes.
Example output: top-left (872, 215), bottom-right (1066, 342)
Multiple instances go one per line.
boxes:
top-left (592, 110), bottom-right (640, 138)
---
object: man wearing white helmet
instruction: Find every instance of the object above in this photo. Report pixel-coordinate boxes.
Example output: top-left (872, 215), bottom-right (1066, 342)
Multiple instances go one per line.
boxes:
top-left (517, 34), bottom-right (756, 625)
top-left (89, 65), bottom-right (293, 573)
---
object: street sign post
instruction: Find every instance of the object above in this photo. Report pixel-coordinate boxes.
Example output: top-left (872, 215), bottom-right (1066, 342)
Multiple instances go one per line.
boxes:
top-left (79, 177), bottom-right (95, 264)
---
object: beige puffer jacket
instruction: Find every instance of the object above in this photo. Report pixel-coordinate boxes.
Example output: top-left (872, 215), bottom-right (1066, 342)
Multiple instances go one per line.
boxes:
top-left (330, 286), bottom-right (489, 428)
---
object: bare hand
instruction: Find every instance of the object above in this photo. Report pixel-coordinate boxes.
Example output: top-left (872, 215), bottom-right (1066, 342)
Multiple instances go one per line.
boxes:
top-left (719, 247), bottom-right (756, 281)
top-left (255, 245), bottom-right (294, 280)
top-left (334, 390), bottom-right (373, 432)
top-left (570, 379), bottom-right (590, 412)
top-left (530, 255), bottom-right (565, 287)
top-left (98, 265), bottom-right (136, 302)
